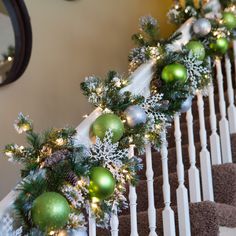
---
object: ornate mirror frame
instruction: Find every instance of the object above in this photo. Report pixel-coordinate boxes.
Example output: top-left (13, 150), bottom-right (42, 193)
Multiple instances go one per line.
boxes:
top-left (1, 0), bottom-right (32, 86)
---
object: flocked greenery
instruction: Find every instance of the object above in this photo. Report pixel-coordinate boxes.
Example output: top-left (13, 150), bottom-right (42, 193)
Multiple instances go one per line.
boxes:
top-left (3, 0), bottom-right (236, 234)
top-left (3, 114), bottom-right (141, 235)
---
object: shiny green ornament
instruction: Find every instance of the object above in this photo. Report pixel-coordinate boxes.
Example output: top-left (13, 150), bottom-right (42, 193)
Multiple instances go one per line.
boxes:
top-left (32, 192), bottom-right (70, 231)
top-left (186, 41), bottom-right (206, 61)
top-left (92, 113), bottom-right (124, 143)
top-left (210, 38), bottom-right (229, 55)
top-left (161, 63), bottom-right (187, 84)
top-left (89, 167), bottom-right (116, 200)
top-left (223, 12), bottom-right (236, 30)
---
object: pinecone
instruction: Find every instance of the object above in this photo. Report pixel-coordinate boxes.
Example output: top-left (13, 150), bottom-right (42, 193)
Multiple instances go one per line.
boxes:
top-left (44, 149), bottom-right (70, 167)
top-left (65, 171), bottom-right (79, 186)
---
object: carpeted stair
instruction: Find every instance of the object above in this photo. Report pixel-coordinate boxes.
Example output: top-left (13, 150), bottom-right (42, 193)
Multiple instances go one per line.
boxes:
top-left (97, 93), bottom-right (236, 235)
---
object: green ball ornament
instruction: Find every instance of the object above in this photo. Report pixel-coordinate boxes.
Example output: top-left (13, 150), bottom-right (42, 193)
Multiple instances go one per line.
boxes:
top-left (92, 113), bottom-right (124, 143)
top-left (223, 12), bottom-right (236, 30)
top-left (89, 167), bottom-right (116, 200)
top-left (186, 41), bottom-right (206, 61)
top-left (31, 192), bottom-right (70, 231)
top-left (210, 37), bottom-right (229, 55)
top-left (161, 63), bottom-right (188, 84)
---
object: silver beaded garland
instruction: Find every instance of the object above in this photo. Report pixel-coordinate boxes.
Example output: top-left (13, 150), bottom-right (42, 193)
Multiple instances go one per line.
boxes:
top-left (124, 105), bottom-right (147, 128)
top-left (180, 96), bottom-right (193, 113)
top-left (193, 18), bottom-right (211, 37)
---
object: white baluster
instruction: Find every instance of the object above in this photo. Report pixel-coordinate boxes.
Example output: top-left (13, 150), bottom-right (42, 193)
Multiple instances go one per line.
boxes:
top-left (186, 108), bottom-right (201, 203)
top-left (215, 59), bottom-right (232, 163)
top-left (174, 114), bottom-right (191, 236)
top-left (208, 84), bottom-right (222, 165)
top-left (89, 206), bottom-right (96, 236)
top-left (197, 92), bottom-right (214, 201)
top-left (225, 54), bottom-right (236, 134)
top-left (129, 145), bottom-right (139, 236)
top-left (110, 205), bottom-right (119, 236)
top-left (161, 131), bottom-right (176, 236)
top-left (233, 40), bottom-right (236, 85)
top-left (145, 143), bottom-right (157, 236)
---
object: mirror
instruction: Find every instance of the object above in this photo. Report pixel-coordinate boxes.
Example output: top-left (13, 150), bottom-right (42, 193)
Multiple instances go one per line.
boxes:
top-left (0, 0), bottom-right (32, 86)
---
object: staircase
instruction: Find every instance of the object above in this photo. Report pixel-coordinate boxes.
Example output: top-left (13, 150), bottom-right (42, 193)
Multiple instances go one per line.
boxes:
top-left (1, 1), bottom-right (236, 235)
top-left (98, 94), bottom-right (236, 235)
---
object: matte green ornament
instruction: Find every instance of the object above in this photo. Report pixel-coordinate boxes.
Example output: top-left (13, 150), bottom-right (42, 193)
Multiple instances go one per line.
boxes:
top-left (92, 113), bottom-right (124, 143)
top-left (89, 167), bottom-right (116, 200)
top-left (210, 37), bottom-right (229, 55)
top-left (186, 41), bottom-right (206, 61)
top-left (161, 63), bottom-right (188, 84)
top-left (223, 12), bottom-right (236, 30)
top-left (32, 192), bottom-right (70, 231)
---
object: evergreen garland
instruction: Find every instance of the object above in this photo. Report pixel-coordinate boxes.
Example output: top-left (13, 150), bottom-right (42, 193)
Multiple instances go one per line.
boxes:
top-left (3, 0), bottom-right (236, 235)
top-left (3, 115), bottom-right (141, 235)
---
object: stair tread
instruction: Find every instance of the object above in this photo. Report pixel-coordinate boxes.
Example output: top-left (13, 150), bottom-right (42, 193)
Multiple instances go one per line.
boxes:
top-left (98, 202), bottom-right (236, 236)
top-left (138, 133), bottom-right (236, 180)
top-left (123, 163), bottom-right (236, 215)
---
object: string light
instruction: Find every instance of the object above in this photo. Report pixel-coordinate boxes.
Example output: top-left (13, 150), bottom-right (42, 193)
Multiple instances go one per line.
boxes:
top-left (55, 138), bottom-right (64, 146)
top-left (5, 151), bottom-right (13, 158)
top-left (126, 174), bottom-right (131, 180)
top-left (49, 231), bottom-right (56, 236)
top-left (96, 87), bottom-right (102, 94)
top-left (122, 80), bottom-right (128, 86)
top-left (92, 197), bottom-right (100, 203)
top-left (91, 202), bottom-right (98, 210)
top-left (129, 137), bottom-right (134, 145)
top-left (19, 124), bottom-right (31, 132)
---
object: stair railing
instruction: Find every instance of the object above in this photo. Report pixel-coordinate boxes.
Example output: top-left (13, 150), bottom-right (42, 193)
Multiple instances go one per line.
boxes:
top-left (1, 13), bottom-right (236, 236)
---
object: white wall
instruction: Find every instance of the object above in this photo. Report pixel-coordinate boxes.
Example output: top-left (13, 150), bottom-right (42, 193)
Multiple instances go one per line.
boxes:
top-left (0, 0), bottom-right (175, 200)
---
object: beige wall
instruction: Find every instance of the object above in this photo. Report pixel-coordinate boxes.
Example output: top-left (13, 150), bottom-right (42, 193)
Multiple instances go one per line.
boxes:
top-left (0, 0), bottom-right (175, 200)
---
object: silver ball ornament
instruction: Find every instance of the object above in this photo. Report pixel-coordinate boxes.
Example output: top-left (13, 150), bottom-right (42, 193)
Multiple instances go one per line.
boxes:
top-left (193, 18), bottom-right (211, 37)
top-left (124, 105), bottom-right (147, 128)
top-left (180, 96), bottom-right (193, 113)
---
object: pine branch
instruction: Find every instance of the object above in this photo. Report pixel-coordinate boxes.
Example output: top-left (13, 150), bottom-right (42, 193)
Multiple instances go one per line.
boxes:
top-left (26, 131), bottom-right (42, 150)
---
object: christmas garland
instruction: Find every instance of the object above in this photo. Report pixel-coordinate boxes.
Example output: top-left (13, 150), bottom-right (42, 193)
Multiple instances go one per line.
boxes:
top-left (2, 0), bottom-right (236, 235)
top-left (3, 113), bottom-right (141, 235)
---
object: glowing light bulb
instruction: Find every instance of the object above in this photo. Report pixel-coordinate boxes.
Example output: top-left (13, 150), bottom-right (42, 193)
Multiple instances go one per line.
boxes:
top-left (55, 138), bottom-right (64, 146)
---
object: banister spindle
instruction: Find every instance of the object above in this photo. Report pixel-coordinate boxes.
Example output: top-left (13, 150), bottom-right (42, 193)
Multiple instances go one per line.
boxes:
top-left (208, 84), bottom-right (222, 165)
top-left (233, 40), bottom-right (236, 85)
top-left (186, 108), bottom-right (201, 203)
top-left (145, 143), bottom-right (157, 236)
top-left (110, 205), bottom-right (119, 236)
top-left (197, 92), bottom-right (214, 201)
top-left (174, 114), bottom-right (191, 236)
top-left (161, 131), bottom-right (176, 236)
top-left (129, 145), bottom-right (139, 236)
top-left (215, 59), bottom-right (232, 163)
top-left (89, 206), bottom-right (96, 236)
top-left (225, 54), bottom-right (236, 134)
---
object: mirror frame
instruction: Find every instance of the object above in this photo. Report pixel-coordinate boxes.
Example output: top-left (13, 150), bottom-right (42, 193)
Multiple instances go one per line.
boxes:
top-left (0, 0), bottom-right (32, 86)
